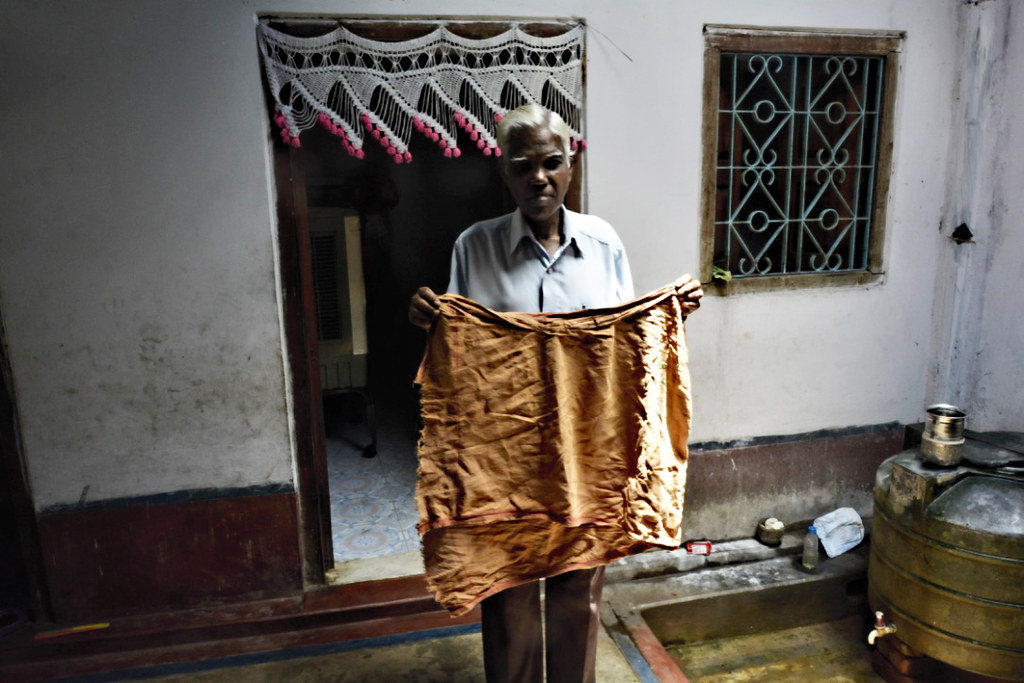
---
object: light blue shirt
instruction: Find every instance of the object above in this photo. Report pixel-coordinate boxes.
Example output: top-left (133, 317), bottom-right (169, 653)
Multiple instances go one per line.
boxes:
top-left (447, 208), bottom-right (634, 314)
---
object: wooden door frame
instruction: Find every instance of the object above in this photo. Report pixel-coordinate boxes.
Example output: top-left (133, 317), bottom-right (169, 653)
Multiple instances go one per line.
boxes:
top-left (273, 142), bottom-right (584, 590)
top-left (264, 17), bottom-right (587, 589)
top-left (272, 143), bottom-right (333, 585)
top-left (0, 308), bottom-right (51, 620)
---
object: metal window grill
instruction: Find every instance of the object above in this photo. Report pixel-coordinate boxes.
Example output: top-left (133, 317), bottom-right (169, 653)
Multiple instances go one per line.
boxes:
top-left (714, 52), bottom-right (886, 277)
top-left (310, 232), bottom-right (343, 341)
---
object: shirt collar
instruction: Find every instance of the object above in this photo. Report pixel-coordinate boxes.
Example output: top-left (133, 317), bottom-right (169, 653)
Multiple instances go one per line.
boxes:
top-left (507, 207), bottom-right (584, 257)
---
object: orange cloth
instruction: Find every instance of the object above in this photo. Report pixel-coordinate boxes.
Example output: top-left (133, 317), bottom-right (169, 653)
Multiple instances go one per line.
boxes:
top-left (415, 282), bottom-right (692, 615)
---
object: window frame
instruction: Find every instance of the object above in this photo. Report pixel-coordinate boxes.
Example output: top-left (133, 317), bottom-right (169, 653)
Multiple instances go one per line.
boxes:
top-left (700, 25), bottom-right (903, 294)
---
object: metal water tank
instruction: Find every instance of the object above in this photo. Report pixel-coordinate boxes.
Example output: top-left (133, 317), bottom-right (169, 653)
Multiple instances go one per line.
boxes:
top-left (869, 430), bottom-right (1024, 679)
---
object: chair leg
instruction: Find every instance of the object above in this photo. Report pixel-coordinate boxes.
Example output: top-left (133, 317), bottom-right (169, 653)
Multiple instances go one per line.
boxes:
top-left (361, 389), bottom-right (377, 458)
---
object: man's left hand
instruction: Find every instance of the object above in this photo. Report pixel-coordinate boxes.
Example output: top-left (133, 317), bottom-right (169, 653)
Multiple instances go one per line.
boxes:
top-left (675, 275), bottom-right (703, 315)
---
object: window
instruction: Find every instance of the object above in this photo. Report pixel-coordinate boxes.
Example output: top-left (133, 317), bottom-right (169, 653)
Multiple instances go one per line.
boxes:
top-left (700, 26), bottom-right (902, 291)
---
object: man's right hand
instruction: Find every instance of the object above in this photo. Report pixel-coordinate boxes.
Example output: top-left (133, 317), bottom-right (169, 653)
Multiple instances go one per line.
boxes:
top-left (409, 286), bottom-right (442, 330)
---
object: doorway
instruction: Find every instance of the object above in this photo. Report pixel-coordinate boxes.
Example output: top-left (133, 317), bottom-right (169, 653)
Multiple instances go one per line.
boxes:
top-left (274, 121), bottom-right (584, 587)
top-left (296, 124), bottom-right (509, 581)
top-left (0, 303), bottom-right (46, 620)
top-left (263, 17), bottom-right (587, 586)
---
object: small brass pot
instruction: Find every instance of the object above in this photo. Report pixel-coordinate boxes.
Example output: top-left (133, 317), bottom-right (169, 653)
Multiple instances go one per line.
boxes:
top-left (921, 403), bottom-right (966, 466)
top-left (756, 517), bottom-right (785, 546)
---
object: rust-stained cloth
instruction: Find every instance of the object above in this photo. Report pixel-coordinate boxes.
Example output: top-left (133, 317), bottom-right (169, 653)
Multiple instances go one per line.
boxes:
top-left (415, 282), bottom-right (692, 615)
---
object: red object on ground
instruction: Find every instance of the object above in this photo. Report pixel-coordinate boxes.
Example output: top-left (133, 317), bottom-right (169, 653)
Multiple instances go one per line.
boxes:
top-left (685, 541), bottom-right (712, 555)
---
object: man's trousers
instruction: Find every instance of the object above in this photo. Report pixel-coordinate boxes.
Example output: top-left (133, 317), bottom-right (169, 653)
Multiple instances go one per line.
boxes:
top-left (480, 566), bottom-right (605, 683)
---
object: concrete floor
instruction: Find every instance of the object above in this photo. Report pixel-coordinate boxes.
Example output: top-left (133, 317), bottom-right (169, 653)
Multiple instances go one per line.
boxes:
top-left (118, 615), bottom-right (638, 683)
top-left (96, 537), bottom-right (872, 682)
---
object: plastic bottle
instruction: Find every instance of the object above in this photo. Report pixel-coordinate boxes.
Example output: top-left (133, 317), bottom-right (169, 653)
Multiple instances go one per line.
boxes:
top-left (802, 525), bottom-right (819, 571)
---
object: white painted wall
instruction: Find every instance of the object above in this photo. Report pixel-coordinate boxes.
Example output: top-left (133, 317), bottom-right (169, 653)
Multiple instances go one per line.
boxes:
top-left (573, 0), bottom-right (960, 442)
top-left (928, 0), bottom-right (1024, 430)
top-left (1, 0), bottom-right (1018, 509)
top-left (0, 2), bottom-right (295, 508)
top-left (975, 2), bottom-right (1024, 429)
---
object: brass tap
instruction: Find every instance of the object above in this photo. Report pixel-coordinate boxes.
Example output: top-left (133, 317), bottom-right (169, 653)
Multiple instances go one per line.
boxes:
top-left (868, 610), bottom-right (897, 645)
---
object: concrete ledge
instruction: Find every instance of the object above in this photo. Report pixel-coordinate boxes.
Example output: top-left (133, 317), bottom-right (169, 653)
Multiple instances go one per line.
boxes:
top-left (603, 541), bottom-right (871, 682)
top-left (607, 534), bottom-right (804, 584)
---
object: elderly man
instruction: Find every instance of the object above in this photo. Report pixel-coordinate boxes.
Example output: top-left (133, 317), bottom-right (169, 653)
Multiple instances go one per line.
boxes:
top-left (409, 104), bottom-right (702, 682)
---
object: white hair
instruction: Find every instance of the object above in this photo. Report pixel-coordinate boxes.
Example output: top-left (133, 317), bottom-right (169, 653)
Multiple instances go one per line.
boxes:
top-left (496, 104), bottom-right (573, 161)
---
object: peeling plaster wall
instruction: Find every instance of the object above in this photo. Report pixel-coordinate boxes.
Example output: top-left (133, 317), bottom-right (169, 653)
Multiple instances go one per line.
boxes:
top-left (0, 3), bottom-right (295, 508)
top-left (3, 0), bottom-right (1016, 511)
top-left (928, 0), bottom-right (1024, 429)
top-left (977, 2), bottom-right (1024, 428)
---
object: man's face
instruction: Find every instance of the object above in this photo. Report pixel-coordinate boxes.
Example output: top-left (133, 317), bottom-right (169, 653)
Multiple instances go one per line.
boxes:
top-left (501, 126), bottom-right (573, 230)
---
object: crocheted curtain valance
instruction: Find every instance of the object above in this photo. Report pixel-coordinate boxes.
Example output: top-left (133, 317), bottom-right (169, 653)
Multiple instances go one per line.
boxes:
top-left (257, 21), bottom-right (585, 163)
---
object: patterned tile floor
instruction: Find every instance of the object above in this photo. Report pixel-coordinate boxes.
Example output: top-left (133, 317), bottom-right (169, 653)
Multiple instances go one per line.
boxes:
top-left (325, 394), bottom-right (422, 564)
